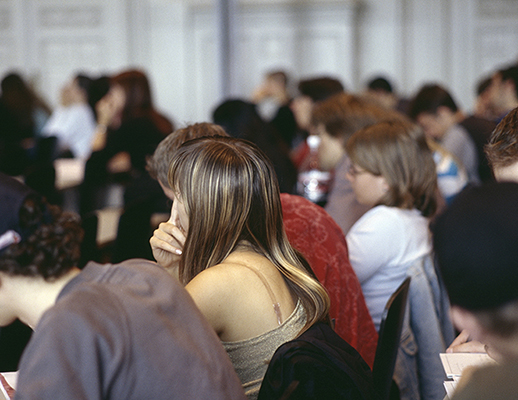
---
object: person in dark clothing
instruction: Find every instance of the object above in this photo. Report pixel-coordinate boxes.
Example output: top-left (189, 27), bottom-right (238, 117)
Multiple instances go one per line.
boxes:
top-left (0, 172), bottom-right (246, 399)
top-left (80, 69), bottom-right (173, 215)
top-left (213, 99), bottom-right (297, 194)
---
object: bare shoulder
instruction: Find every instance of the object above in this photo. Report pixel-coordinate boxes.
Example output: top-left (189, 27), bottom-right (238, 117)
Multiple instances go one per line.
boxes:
top-left (184, 263), bottom-right (243, 334)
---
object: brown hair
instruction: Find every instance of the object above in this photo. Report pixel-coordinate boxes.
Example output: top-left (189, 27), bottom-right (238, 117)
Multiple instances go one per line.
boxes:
top-left (0, 194), bottom-right (83, 280)
top-left (112, 69), bottom-right (173, 134)
top-left (311, 92), bottom-right (405, 144)
top-left (169, 136), bottom-right (330, 328)
top-left (146, 123), bottom-right (229, 186)
top-left (346, 120), bottom-right (438, 217)
top-left (485, 107), bottom-right (518, 170)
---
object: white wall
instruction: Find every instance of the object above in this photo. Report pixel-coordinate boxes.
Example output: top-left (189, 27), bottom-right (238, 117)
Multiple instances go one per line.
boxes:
top-left (1, 0), bottom-right (517, 124)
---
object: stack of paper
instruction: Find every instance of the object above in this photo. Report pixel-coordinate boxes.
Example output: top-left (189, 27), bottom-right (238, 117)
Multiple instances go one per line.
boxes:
top-left (440, 353), bottom-right (497, 398)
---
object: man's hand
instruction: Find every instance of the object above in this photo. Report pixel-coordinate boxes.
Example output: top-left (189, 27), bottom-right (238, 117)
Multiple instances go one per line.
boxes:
top-left (447, 329), bottom-right (486, 353)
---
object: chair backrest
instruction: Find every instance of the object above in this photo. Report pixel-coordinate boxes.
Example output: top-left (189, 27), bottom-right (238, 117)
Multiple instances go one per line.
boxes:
top-left (258, 322), bottom-right (376, 400)
top-left (372, 277), bottom-right (411, 400)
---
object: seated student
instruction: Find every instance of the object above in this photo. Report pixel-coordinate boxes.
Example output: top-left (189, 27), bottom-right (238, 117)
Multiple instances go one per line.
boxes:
top-left (147, 123), bottom-right (377, 368)
top-left (0, 172), bottom-right (245, 399)
top-left (250, 70), bottom-right (297, 150)
top-left (150, 137), bottom-right (330, 399)
top-left (409, 84), bottom-right (480, 184)
top-left (212, 99), bottom-right (297, 194)
top-left (446, 106), bottom-right (518, 354)
top-left (311, 93), bottom-right (394, 235)
top-left (487, 64), bottom-right (518, 122)
top-left (81, 69), bottom-right (173, 215)
top-left (289, 76), bottom-right (345, 168)
top-left (433, 181), bottom-right (518, 399)
top-left (345, 119), bottom-right (437, 330)
top-left (345, 120), bottom-right (452, 400)
top-left (41, 73), bottom-right (98, 160)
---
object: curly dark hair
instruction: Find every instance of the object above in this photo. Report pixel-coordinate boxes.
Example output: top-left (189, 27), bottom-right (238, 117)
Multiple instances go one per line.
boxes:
top-left (0, 194), bottom-right (83, 281)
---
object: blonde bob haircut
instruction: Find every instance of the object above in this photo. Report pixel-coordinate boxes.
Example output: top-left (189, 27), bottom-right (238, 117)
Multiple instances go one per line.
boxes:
top-left (346, 120), bottom-right (438, 217)
top-left (168, 136), bottom-right (330, 328)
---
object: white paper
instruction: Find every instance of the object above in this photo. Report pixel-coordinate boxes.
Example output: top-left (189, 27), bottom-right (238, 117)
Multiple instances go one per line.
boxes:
top-left (440, 353), bottom-right (496, 378)
top-left (0, 371), bottom-right (17, 400)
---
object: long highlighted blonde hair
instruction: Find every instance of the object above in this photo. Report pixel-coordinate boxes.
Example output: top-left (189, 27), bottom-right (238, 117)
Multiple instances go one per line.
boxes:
top-left (169, 136), bottom-right (330, 328)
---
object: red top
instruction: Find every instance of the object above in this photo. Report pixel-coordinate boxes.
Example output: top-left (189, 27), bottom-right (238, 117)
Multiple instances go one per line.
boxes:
top-left (281, 193), bottom-right (378, 368)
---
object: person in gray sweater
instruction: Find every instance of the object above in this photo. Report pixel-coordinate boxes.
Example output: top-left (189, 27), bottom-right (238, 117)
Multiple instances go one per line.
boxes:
top-left (0, 172), bottom-right (245, 400)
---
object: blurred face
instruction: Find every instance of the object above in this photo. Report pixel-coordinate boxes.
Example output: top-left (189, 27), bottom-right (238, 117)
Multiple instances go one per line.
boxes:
top-left (316, 124), bottom-right (345, 171)
top-left (290, 95), bottom-right (313, 130)
top-left (96, 84), bottom-right (126, 128)
top-left (60, 78), bottom-right (87, 106)
top-left (346, 163), bottom-right (388, 207)
top-left (416, 110), bottom-right (450, 140)
top-left (493, 161), bottom-right (518, 183)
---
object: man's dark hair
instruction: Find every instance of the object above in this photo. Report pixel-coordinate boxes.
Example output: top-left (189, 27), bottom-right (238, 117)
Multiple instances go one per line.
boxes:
top-left (499, 65), bottom-right (518, 99)
top-left (0, 194), bottom-right (83, 281)
top-left (408, 84), bottom-right (458, 119)
top-left (367, 77), bottom-right (393, 93)
top-left (298, 77), bottom-right (345, 103)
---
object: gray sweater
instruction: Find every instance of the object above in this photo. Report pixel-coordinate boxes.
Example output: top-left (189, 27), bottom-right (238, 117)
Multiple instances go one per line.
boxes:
top-left (15, 260), bottom-right (246, 400)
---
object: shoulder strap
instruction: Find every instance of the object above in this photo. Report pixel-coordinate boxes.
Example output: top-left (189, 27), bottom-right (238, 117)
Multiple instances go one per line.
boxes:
top-left (240, 264), bottom-right (283, 325)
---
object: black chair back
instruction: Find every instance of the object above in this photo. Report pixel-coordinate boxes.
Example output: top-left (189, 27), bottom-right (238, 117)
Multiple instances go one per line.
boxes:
top-left (258, 322), bottom-right (376, 400)
top-left (372, 277), bottom-right (411, 400)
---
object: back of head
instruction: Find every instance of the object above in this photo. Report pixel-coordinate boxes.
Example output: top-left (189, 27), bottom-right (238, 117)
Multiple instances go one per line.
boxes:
top-left (74, 73), bottom-right (93, 94)
top-left (0, 173), bottom-right (83, 280)
top-left (346, 119), bottom-right (438, 217)
top-left (312, 92), bottom-right (406, 143)
top-left (169, 136), bottom-right (329, 326)
top-left (409, 84), bottom-right (458, 119)
top-left (367, 77), bottom-right (393, 93)
top-left (146, 123), bottom-right (229, 186)
top-left (485, 106), bottom-right (518, 171)
top-left (112, 69), bottom-right (153, 121)
top-left (297, 77), bottom-right (345, 102)
top-left (169, 137), bottom-right (283, 281)
top-left (433, 182), bottom-right (518, 322)
top-left (212, 99), bottom-right (262, 141)
top-left (0, 72), bottom-right (33, 111)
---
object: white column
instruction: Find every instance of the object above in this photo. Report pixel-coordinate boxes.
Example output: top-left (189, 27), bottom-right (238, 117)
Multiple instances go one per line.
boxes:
top-left (215, 0), bottom-right (237, 99)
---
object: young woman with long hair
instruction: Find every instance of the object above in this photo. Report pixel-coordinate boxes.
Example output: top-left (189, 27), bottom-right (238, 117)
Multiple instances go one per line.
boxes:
top-left (150, 136), bottom-right (330, 399)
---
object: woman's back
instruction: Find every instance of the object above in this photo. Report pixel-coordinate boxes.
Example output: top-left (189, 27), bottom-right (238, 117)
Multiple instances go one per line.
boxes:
top-left (150, 135), bottom-right (329, 399)
top-left (186, 250), bottom-right (297, 341)
top-left (185, 250), bottom-right (305, 399)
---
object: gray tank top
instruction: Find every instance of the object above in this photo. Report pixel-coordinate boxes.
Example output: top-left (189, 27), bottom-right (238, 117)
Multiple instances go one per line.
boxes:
top-left (221, 265), bottom-right (306, 399)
